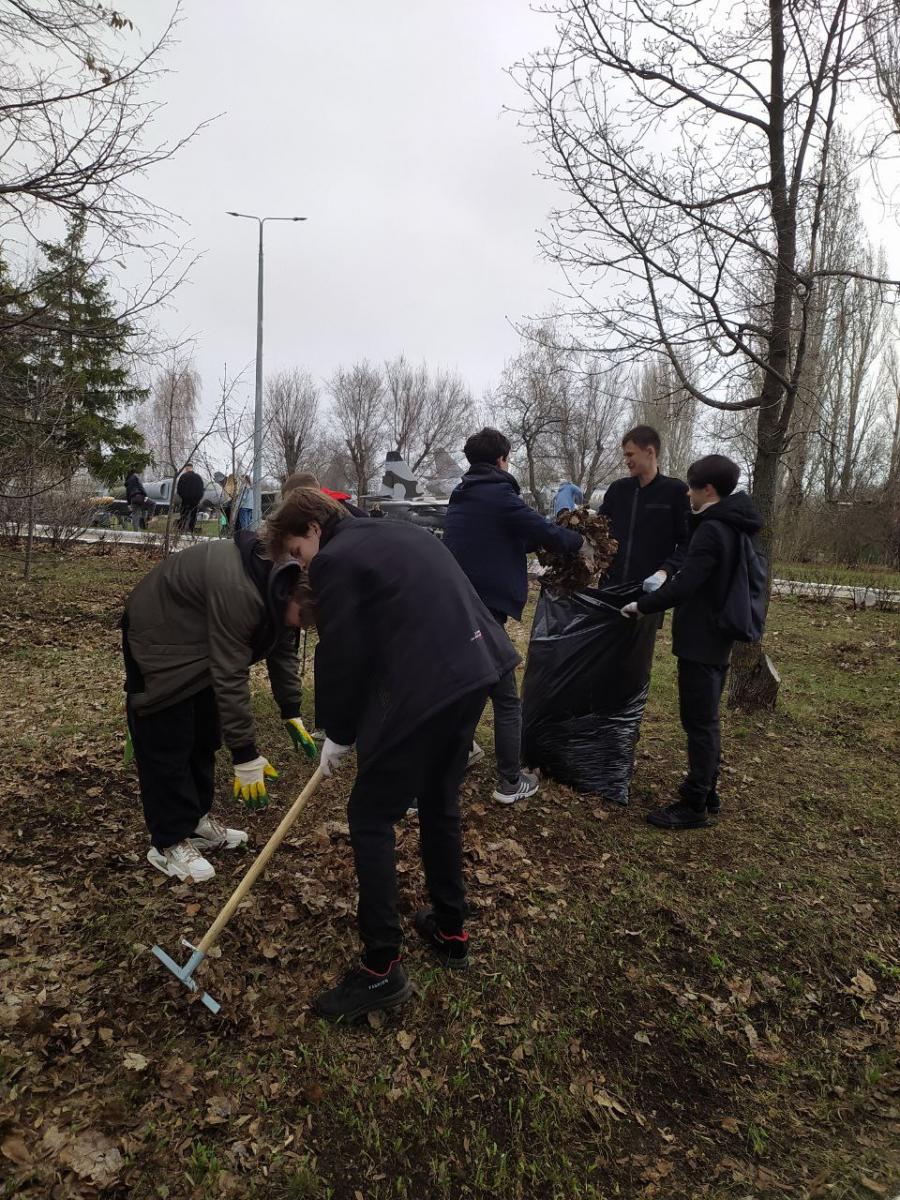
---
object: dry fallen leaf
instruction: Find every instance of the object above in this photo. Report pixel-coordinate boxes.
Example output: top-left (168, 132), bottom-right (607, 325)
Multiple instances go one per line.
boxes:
top-left (859, 1175), bottom-right (888, 1197)
top-left (593, 1088), bottom-right (627, 1117)
top-left (852, 969), bottom-right (877, 995)
top-left (396, 1030), bottom-right (416, 1051)
top-left (59, 1132), bottom-right (123, 1188)
top-left (123, 1050), bottom-right (149, 1071)
top-left (633, 1031), bottom-right (651, 1045)
top-left (1, 1134), bottom-right (31, 1167)
top-left (720, 1117), bottom-right (740, 1133)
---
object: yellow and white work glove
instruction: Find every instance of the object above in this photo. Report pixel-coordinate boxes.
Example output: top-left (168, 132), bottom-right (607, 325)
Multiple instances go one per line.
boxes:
top-left (233, 756), bottom-right (279, 809)
top-left (283, 717), bottom-right (318, 760)
top-left (320, 738), bottom-right (352, 778)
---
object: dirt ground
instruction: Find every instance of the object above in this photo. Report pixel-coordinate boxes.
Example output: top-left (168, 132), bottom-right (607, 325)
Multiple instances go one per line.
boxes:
top-left (1, 544), bottom-right (898, 1200)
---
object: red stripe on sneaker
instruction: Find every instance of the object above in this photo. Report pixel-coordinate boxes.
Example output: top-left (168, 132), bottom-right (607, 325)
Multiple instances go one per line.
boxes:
top-left (438, 931), bottom-right (469, 944)
top-left (361, 957), bottom-right (401, 978)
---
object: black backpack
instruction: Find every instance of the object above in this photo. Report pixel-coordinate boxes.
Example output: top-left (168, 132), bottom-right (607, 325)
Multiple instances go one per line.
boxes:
top-left (715, 529), bottom-right (767, 643)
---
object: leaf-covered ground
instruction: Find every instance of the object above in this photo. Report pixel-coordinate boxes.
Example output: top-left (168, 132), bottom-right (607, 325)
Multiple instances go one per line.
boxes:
top-left (1, 545), bottom-right (898, 1200)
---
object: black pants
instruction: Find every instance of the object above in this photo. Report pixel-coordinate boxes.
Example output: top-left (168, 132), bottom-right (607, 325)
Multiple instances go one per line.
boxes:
top-left (677, 659), bottom-right (728, 809)
top-left (127, 686), bottom-right (222, 849)
top-left (178, 503), bottom-right (199, 533)
top-left (348, 689), bottom-right (487, 962)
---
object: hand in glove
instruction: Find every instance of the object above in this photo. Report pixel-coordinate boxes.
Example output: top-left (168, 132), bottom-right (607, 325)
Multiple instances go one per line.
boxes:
top-left (620, 602), bottom-right (640, 618)
top-left (233, 756), bottom-right (279, 809)
top-left (642, 570), bottom-right (667, 593)
top-left (284, 717), bottom-right (318, 760)
top-left (578, 538), bottom-right (596, 569)
top-left (320, 738), bottom-right (352, 778)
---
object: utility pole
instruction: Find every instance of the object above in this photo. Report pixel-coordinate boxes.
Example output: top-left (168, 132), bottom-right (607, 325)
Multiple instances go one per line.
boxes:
top-left (226, 211), bottom-right (307, 525)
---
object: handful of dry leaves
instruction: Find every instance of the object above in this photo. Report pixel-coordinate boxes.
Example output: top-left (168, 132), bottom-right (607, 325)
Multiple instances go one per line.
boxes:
top-left (536, 506), bottom-right (618, 592)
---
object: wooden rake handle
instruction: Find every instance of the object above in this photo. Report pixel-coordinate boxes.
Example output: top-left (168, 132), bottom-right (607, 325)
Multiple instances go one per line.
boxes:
top-left (197, 766), bottom-right (324, 956)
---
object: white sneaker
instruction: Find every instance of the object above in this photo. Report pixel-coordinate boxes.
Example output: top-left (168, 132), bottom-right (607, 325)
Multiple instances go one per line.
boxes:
top-left (147, 841), bottom-right (216, 882)
top-left (492, 771), bottom-right (540, 806)
top-left (190, 813), bottom-right (248, 851)
top-left (467, 742), bottom-right (485, 770)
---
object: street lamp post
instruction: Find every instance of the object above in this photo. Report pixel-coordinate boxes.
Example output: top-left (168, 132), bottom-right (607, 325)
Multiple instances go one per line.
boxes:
top-left (226, 211), bottom-right (307, 526)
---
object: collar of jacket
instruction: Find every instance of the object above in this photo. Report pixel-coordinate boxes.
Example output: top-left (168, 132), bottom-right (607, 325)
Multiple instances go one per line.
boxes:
top-left (463, 463), bottom-right (521, 494)
top-left (318, 510), bottom-right (351, 550)
top-left (233, 528), bottom-right (300, 628)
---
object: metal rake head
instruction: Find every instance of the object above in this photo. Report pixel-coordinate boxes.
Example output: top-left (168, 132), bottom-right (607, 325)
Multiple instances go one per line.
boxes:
top-left (151, 940), bottom-right (221, 1014)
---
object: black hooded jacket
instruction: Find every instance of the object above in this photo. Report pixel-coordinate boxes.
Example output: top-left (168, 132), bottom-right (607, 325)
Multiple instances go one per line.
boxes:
top-left (442, 464), bottom-right (583, 620)
top-left (309, 515), bottom-right (520, 765)
top-left (636, 492), bottom-right (764, 665)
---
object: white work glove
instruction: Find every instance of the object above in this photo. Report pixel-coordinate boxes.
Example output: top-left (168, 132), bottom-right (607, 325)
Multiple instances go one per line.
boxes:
top-left (620, 602), bottom-right (641, 619)
top-left (233, 755), bottom-right (279, 809)
top-left (320, 738), bottom-right (352, 778)
top-left (643, 570), bottom-right (667, 593)
top-left (578, 537), bottom-right (595, 567)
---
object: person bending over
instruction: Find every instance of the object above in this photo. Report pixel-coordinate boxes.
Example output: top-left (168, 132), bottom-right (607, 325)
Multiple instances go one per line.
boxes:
top-left (266, 488), bottom-right (518, 1022)
top-left (122, 527), bottom-right (316, 882)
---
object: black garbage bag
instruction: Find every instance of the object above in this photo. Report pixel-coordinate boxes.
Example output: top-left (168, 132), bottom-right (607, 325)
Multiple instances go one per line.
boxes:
top-left (521, 582), bottom-right (657, 802)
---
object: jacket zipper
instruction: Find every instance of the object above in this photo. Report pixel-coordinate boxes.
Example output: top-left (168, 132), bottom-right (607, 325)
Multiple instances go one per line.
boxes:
top-left (622, 487), bottom-right (639, 581)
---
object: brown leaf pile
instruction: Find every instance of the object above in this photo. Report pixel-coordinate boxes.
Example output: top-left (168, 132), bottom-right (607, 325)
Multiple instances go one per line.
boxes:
top-left (536, 506), bottom-right (618, 591)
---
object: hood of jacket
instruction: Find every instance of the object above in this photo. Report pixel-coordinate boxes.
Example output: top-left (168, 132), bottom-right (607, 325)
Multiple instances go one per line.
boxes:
top-left (234, 528), bottom-right (300, 629)
top-left (455, 464), bottom-right (521, 495)
top-left (695, 490), bottom-right (763, 536)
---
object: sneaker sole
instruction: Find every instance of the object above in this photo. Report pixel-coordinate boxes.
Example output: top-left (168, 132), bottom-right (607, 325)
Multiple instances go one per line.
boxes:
top-left (314, 981), bottom-right (413, 1024)
top-left (492, 782), bottom-right (540, 805)
top-left (147, 848), bottom-right (215, 882)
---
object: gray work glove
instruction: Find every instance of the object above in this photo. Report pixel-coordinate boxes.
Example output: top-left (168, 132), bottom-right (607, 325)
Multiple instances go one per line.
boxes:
top-left (642, 570), bottom-right (667, 593)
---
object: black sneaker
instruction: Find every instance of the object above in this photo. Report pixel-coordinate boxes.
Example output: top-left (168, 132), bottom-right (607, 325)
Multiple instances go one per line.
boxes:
top-left (313, 960), bottom-right (412, 1023)
top-left (646, 800), bottom-right (709, 830)
top-left (414, 908), bottom-right (470, 969)
top-left (706, 789), bottom-right (721, 816)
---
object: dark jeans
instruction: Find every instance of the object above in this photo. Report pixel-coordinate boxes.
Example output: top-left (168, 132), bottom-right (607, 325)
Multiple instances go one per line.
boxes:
top-left (677, 658), bottom-right (728, 809)
top-left (129, 497), bottom-right (155, 531)
top-left (348, 689), bottom-right (487, 961)
top-left (489, 666), bottom-right (522, 784)
top-left (482, 611), bottom-right (521, 785)
top-left (127, 686), bottom-right (222, 849)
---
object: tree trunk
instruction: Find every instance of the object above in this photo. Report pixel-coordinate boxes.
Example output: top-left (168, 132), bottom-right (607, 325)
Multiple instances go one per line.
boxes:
top-left (24, 485), bottom-right (35, 581)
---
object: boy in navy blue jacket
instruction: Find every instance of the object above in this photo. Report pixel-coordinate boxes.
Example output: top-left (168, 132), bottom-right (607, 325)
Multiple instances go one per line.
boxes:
top-left (622, 455), bottom-right (763, 830)
top-left (443, 428), bottom-right (587, 803)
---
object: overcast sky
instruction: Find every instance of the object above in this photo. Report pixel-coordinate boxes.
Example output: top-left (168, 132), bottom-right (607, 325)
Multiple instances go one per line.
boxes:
top-left (143, 1), bottom-right (564, 416)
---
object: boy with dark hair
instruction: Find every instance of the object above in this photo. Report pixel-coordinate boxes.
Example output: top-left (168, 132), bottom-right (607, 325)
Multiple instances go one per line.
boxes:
top-left (122, 530), bottom-right (317, 882)
top-left (622, 454), bottom-right (763, 829)
top-left (599, 424), bottom-right (691, 589)
top-left (267, 487), bottom-right (519, 1021)
top-left (443, 427), bottom-right (589, 803)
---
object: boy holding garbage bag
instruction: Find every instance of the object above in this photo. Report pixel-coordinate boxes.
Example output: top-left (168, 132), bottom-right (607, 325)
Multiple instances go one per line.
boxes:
top-left (266, 488), bottom-right (518, 1022)
top-left (622, 455), bottom-right (764, 829)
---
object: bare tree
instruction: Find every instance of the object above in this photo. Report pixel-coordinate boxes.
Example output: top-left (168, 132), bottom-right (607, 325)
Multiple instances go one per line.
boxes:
top-left (0, 2), bottom-right (203, 242)
top-left (495, 325), bottom-right (569, 511)
top-left (141, 355), bottom-right (200, 476)
top-left (385, 355), bottom-right (475, 473)
top-left (518, 0), bottom-right (900, 706)
top-left (633, 357), bottom-right (698, 478)
top-left (264, 367), bottom-right (319, 481)
top-left (329, 360), bottom-right (386, 501)
top-left (552, 361), bottom-right (626, 498)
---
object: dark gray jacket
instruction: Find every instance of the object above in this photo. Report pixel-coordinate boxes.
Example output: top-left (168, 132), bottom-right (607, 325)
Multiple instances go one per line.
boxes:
top-left (123, 533), bottom-right (301, 762)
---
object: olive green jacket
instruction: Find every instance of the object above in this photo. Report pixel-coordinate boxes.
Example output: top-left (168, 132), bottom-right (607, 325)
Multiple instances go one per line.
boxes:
top-left (123, 538), bottom-right (300, 760)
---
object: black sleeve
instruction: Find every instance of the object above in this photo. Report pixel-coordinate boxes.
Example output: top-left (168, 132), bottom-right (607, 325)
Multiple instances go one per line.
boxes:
top-left (309, 554), bottom-right (368, 746)
top-left (598, 481), bottom-right (617, 518)
top-left (637, 523), bottom-right (721, 614)
top-left (662, 482), bottom-right (691, 575)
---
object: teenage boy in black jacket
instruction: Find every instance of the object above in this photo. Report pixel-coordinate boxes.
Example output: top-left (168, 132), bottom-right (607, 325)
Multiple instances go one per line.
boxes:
top-left (599, 425), bottom-right (691, 589)
top-left (622, 455), bottom-right (763, 830)
top-left (266, 489), bottom-right (519, 1022)
top-left (443, 428), bottom-right (588, 803)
